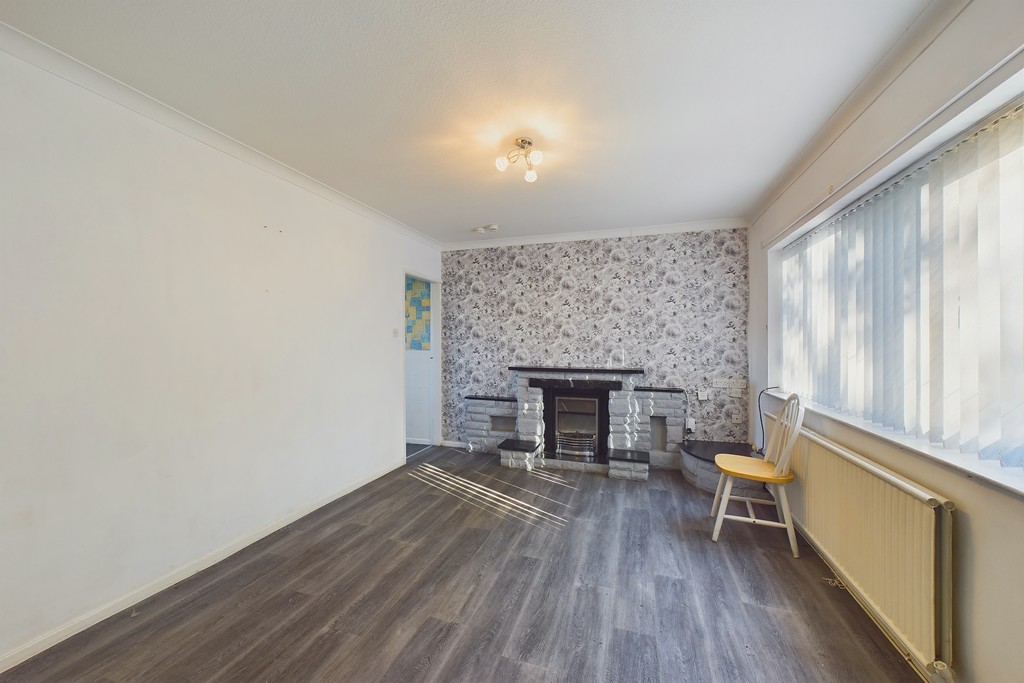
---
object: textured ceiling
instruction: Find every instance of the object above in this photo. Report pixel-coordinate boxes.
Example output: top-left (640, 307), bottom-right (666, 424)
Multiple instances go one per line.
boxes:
top-left (0, 0), bottom-right (931, 244)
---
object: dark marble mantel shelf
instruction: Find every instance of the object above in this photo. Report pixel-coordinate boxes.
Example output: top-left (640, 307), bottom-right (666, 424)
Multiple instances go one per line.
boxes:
top-left (635, 386), bottom-right (687, 393)
top-left (508, 366), bottom-right (645, 375)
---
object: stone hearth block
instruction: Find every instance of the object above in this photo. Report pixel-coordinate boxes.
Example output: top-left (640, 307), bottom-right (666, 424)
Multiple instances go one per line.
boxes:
top-left (498, 439), bottom-right (543, 472)
top-left (468, 436), bottom-right (498, 454)
top-left (503, 458), bottom-right (531, 470)
top-left (647, 451), bottom-right (676, 468)
top-left (556, 459), bottom-right (585, 471)
top-left (607, 450), bottom-right (650, 482)
top-left (538, 459), bottom-right (609, 475)
top-left (609, 460), bottom-right (649, 482)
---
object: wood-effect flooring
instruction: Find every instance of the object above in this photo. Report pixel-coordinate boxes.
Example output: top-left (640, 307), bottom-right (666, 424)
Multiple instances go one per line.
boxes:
top-left (3, 447), bottom-right (918, 682)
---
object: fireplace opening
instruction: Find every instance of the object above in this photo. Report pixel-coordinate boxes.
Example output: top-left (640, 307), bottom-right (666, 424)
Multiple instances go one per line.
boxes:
top-left (539, 384), bottom-right (613, 462)
top-left (555, 397), bottom-right (598, 457)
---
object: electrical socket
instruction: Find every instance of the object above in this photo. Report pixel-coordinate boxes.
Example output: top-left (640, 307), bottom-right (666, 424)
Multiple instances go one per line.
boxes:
top-left (731, 414), bottom-right (743, 424)
top-left (712, 378), bottom-right (747, 389)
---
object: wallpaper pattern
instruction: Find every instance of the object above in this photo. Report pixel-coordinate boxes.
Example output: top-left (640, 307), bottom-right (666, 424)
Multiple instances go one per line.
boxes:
top-left (441, 229), bottom-right (750, 444)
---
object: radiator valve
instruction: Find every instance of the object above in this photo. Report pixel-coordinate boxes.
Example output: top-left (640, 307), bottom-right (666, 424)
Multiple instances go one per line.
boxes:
top-left (928, 661), bottom-right (955, 682)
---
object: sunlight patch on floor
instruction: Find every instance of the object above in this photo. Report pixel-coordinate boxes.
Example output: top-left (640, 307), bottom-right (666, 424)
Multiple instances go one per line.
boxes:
top-left (527, 468), bottom-right (576, 488)
top-left (408, 463), bottom-right (568, 530)
top-left (468, 470), bottom-right (575, 507)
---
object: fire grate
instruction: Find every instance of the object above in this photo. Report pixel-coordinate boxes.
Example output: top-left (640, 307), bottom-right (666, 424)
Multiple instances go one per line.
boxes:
top-left (556, 431), bottom-right (597, 458)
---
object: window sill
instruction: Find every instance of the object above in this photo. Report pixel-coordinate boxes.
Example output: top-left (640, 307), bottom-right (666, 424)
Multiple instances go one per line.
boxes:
top-left (766, 390), bottom-right (1024, 501)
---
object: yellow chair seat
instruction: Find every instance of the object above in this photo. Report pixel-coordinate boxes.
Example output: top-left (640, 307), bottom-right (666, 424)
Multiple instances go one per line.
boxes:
top-left (714, 453), bottom-right (794, 485)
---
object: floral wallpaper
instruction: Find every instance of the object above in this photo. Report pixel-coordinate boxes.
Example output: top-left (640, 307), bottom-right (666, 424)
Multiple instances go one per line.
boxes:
top-left (441, 228), bottom-right (749, 444)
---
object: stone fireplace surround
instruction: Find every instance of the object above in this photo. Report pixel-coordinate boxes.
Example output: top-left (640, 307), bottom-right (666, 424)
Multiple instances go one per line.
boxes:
top-left (463, 367), bottom-right (688, 480)
top-left (514, 367), bottom-right (642, 453)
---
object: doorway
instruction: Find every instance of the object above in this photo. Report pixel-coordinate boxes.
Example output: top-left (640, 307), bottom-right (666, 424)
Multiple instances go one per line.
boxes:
top-left (404, 274), bottom-right (437, 459)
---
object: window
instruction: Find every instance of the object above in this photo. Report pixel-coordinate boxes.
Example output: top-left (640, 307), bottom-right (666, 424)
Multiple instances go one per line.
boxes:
top-left (780, 103), bottom-right (1024, 468)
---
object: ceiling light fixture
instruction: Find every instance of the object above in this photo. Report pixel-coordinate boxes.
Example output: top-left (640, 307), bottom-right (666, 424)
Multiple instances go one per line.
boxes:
top-left (495, 137), bottom-right (543, 183)
top-left (472, 224), bottom-right (499, 234)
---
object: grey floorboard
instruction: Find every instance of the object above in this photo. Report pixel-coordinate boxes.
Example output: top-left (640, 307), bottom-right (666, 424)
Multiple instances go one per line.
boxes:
top-left (653, 574), bottom-right (713, 680)
top-left (2, 447), bottom-right (918, 683)
top-left (607, 628), bottom-right (660, 683)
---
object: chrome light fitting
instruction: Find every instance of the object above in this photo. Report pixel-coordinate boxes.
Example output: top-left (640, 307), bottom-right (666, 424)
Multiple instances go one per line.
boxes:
top-left (495, 137), bottom-right (543, 182)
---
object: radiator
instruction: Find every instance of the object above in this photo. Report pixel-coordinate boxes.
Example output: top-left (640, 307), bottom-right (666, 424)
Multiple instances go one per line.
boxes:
top-left (769, 415), bottom-right (956, 681)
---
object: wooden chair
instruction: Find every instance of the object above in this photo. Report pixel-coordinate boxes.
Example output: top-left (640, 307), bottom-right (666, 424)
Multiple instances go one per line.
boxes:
top-left (710, 393), bottom-right (805, 557)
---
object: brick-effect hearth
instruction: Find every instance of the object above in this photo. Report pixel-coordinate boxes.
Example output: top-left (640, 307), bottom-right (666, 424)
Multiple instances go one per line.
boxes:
top-left (461, 368), bottom-right (688, 482)
top-left (464, 396), bottom-right (518, 454)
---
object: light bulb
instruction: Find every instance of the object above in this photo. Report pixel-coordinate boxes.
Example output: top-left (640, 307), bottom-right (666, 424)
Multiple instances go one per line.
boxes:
top-left (495, 156), bottom-right (509, 172)
top-left (524, 169), bottom-right (538, 183)
top-left (528, 150), bottom-right (543, 166)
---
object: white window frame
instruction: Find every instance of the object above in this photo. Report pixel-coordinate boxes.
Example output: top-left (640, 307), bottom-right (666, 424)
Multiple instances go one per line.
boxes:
top-left (766, 79), bottom-right (1024, 499)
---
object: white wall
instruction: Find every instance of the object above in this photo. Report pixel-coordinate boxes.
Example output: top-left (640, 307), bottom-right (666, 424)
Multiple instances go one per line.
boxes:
top-left (0, 32), bottom-right (440, 669)
top-left (747, 2), bottom-right (1024, 681)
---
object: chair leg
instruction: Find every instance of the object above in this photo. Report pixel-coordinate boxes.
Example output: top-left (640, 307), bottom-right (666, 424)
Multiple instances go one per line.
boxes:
top-left (768, 483), bottom-right (781, 520)
top-left (710, 472), bottom-right (726, 518)
top-left (776, 484), bottom-right (799, 558)
top-left (711, 476), bottom-right (733, 543)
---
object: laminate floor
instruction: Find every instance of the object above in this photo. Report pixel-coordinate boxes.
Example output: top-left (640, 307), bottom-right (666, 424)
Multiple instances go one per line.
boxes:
top-left (3, 447), bottom-right (918, 682)
top-left (405, 443), bottom-right (430, 458)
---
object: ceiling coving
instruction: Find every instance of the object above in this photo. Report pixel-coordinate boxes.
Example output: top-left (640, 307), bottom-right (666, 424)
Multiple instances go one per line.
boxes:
top-left (0, 0), bottom-right (932, 245)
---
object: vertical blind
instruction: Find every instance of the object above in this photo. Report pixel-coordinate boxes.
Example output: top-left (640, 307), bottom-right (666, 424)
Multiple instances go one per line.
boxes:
top-left (781, 103), bottom-right (1024, 468)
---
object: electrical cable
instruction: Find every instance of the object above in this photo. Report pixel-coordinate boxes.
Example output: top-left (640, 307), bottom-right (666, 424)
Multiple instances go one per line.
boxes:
top-left (756, 386), bottom-right (781, 454)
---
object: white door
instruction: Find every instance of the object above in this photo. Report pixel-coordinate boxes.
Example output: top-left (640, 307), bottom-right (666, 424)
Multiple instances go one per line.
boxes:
top-left (404, 276), bottom-right (435, 445)
top-left (405, 350), bottom-right (433, 443)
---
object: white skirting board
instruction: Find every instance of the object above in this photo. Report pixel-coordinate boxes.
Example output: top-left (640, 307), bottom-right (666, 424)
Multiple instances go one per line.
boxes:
top-left (0, 463), bottom-right (401, 673)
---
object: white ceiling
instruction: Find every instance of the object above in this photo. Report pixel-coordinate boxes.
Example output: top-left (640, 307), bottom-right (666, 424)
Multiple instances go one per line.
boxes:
top-left (0, 0), bottom-right (932, 245)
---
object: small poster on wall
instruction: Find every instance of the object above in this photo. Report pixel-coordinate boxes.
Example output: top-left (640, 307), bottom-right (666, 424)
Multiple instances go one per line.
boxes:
top-left (405, 275), bottom-right (430, 350)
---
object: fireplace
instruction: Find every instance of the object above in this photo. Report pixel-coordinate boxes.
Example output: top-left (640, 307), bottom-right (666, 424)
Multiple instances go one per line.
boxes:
top-left (538, 381), bottom-right (616, 462)
top-left (471, 367), bottom-right (683, 480)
